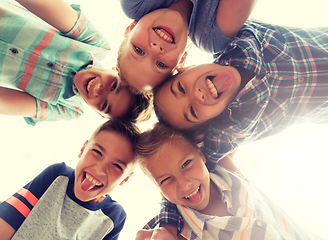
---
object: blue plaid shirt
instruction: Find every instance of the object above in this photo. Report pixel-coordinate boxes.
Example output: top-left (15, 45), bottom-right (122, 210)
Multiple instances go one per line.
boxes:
top-left (150, 20), bottom-right (328, 233)
top-left (0, 0), bottom-right (109, 125)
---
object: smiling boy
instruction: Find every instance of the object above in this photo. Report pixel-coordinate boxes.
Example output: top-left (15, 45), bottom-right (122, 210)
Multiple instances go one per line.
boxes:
top-left (0, 119), bottom-right (140, 239)
top-left (136, 123), bottom-right (321, 239)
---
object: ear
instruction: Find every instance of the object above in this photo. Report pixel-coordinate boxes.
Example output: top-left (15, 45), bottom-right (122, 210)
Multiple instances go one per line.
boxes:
top-left (78, 140), bottom-right (88, 158)
top-left (119, 172), bottom-right (134, 186)
top-left (176, 51), bottom-right (188, 71)
top-left (124, 21), bottom-right (137, 36)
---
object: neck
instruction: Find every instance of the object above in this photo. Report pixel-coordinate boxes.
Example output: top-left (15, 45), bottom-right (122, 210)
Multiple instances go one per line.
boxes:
top-left (198, 181), bottom-right (232, 217)
top-left (168, 0), bottom-right (193, 24)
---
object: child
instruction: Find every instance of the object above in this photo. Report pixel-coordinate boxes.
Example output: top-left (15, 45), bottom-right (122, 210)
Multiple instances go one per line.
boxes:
top-left (0, 0), bottom-right (151, 125)
top-left (135, 122), bottom-right (323, 239)
top-left (0, 118), bottom-right (140, 239)
top-left (117, 0), bottom-right (257, 91)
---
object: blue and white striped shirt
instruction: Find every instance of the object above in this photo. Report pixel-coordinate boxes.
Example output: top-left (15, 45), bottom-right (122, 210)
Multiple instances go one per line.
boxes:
top-left (0, 0), bottom-right (110, 125)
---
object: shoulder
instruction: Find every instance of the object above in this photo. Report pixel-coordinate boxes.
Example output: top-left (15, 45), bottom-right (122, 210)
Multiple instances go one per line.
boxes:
top-left (101, 198), bottom-right (126, 223)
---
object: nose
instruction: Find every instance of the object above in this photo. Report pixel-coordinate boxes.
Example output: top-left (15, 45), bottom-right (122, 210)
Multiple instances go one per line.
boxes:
top-left (150, 41), bottom-right (164, 54)
top-left (190, 87), bottom-right (205, 103)
top-left (94, 83), bottom-right (104, 96)
top-left (94, 163), bottom-right (106, 176)
top-left (177, 176), bottom-right (192, 191)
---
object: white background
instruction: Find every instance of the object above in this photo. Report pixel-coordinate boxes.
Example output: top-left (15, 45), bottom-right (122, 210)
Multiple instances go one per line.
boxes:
top-left (1, 0), bottom-right (328, 239)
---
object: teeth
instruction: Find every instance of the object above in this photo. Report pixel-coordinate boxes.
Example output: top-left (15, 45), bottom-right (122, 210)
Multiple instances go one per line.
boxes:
top-left (86, 78), bottom-right (95, 93)
top-left (206, 79), bottom-right (218, 98)
top-left (154, 29), bottom-right (173, 43)
top-left (86, 173), bottom-right (102, 186)
top-left (185, 187), bottom-right (199, 199)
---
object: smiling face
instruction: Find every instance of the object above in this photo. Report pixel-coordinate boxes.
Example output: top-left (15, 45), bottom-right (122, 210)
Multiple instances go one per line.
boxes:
top-left (156, 63), bottom-right (242, 129)
top-left (74, 130), bottom-right (135, 204)
top-left (119, 8), bottom-right (188, 91)
top-left (144, 139), bottom-right (211, 211)
top-left (73, 68), bottom-right (133, 118)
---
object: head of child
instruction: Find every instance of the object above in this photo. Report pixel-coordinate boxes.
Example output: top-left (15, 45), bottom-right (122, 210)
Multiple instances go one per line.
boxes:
top-left (116, 7), bottom-right (190, 92)
top-left (74, 119), bottom-right (140, 204)
top-left (136, 122), bottom-right (211, 211)
top-left (153, 63), bottom-right (242, 129)
top-left (73, 67), bottom-right (153, 123)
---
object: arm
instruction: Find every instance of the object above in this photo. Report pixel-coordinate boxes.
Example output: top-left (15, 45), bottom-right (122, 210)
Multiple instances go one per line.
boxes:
top-left (0, 87), bottom-right (37, 117)
top-left (217, 0), bottom-right (258, 38)
top-left (0, 218), bottom-right (16, 240)
top-left (15, 0), bottom-right (79, 33)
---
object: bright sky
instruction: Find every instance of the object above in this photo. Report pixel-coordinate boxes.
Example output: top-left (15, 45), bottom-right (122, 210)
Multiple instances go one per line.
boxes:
top-left (0, 0), bottom-right (327, 239)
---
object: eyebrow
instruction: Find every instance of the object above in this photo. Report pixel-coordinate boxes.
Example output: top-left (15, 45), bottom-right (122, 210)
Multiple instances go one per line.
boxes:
top-left (170, 81), bottom-right (177, 97)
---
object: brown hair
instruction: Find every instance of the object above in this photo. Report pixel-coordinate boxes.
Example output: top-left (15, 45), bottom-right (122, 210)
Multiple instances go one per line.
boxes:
top-left (136, 122), bottom-right (196, 168)
top-left (90, 118), bottom-right (141, 152)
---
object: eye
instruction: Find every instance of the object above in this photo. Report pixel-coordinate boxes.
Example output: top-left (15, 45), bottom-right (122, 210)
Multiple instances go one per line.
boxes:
top-left (190, 106), bottom-right (197, 119)
top-left (160, 176), bottom-right (171, 185)
top-left (182, 160), bottom-right (191, 169)
top-left (178, 82), bottom-right (185, 94)
top-left (92, 149), bottom-right (102, 156)
top-left (101, 101), bottom-right (107, 111)
top-left (113, 163), bottom-right (123, 172)
top-left (133, 45), bottom-right (145, 55)
top-left (156, 61), bottom-right (168, 68)
top-left (110, 80), bottom-right (118, 91)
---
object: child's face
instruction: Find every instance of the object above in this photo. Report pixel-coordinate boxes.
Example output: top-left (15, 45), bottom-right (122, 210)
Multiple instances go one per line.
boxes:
top-left (145, 140), bottom-right (211, 211)
top-left (74, 130), bottom-right (135, 204)
top-left (157, 64), bottom-right (241, 128)
top-left (74, 68), bottom-right (133, 118)
top-left (120, 9), bottom-right (188, 91)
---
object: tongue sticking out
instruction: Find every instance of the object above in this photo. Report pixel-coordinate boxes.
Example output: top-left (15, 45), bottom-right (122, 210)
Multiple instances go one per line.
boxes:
top-left (207, 72), bottom-right (234, 97)
top-left (186, 189), bottom-right (202, 204)
top-left (81, 177), bottom-right (96, 191)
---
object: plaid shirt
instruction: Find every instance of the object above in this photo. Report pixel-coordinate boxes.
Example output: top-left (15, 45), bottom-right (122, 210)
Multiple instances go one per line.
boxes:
top-left (0, 0), bottom-right (109, 125)
top-left (152, 20), bottom-right (328, 234)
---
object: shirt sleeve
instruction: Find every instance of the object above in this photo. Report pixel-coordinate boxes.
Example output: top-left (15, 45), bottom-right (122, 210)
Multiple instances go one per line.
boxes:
top-left (146, 198), bottom-right (184, 234)
top-left (102, 201), bottom-right (127, 240)
top-left (61, 5), bottom-right (110, 53)
top-left (120, 0), bottom-right (177, 21)
top-left (0, 163), bottom-right (66, 231)
top-left (24, 97), bottom-right (84, 126)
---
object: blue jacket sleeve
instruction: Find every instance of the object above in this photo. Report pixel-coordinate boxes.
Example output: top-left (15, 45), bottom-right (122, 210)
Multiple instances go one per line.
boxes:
top-left (120, 0), bottom-right (177, 21)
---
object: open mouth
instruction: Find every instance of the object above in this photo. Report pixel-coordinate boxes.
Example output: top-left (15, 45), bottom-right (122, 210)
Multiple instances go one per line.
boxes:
top-left (183, 186), bottom-right (201, 204)
top-left (153, 28), bottom-right (174, 43)
top-left (81, 172), bottom-right (104, 191)
top-left (206, 76), bottom-right (222, 99)
top-left (205, 72), bottom-right (234, 99)
top-left (86, 77), bottom-right (96, 94)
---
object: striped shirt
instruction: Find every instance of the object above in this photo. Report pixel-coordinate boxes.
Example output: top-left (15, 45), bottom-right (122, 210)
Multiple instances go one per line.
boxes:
top-left (204, 20), bottom-right (328, 170)
top-left (146, 166), bottom-right (322, 240)
top-left (0, 0), bottom-right (110, 125)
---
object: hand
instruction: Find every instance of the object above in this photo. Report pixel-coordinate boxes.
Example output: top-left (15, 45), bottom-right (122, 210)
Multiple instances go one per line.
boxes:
top-left (135, 228), bottom-right (177, 240)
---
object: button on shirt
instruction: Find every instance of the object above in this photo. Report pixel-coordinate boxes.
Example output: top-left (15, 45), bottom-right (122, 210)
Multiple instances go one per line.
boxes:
top-left (176, 166), bottom-right (322, 240)
top-left (0, 0), bottom-right (110, 125)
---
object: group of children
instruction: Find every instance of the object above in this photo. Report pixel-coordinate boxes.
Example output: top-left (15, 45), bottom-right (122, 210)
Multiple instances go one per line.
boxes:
top-left (0, 0), bottom-right (327, 239)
